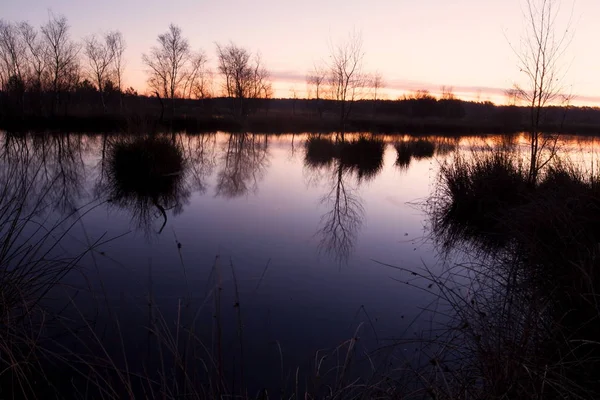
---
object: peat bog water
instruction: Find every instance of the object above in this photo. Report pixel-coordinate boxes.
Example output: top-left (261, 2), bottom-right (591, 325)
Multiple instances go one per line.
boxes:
top-left (4, 130), bottom-right (600, 394)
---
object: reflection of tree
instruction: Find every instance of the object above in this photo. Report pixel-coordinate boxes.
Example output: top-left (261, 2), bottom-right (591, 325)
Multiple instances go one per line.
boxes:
top-left (179, 133), bottom-right (217, 194)
top-left (100, 136), bottom-right (190, 235)
top-left (317, 163), bottom-right (364, 264)
top-left (304, 134), bottom-right (371, 264)
top-left (215, 133), bottom-right (269, 198)
top-left (2, 132), bottom-right (89, 215)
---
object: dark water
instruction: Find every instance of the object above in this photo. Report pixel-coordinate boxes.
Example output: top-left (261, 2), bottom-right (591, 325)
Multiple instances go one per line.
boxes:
top-left (5, 131), bottom-right (598, 393)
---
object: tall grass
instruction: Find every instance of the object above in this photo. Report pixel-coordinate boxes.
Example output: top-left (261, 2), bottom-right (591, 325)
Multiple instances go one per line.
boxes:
top-left (0, 136), bottom-right (106, 398)
top-left (413, 148), bottom-right (600, 398)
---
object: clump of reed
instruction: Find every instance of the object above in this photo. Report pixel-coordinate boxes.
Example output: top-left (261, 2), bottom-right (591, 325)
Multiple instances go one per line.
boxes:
top-left (104, 135), bottom-right (188, 234)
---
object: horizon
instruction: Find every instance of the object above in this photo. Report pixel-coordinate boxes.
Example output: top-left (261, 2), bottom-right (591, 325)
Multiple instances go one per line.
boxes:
top-left (2, 0), bottom-right (599, 106)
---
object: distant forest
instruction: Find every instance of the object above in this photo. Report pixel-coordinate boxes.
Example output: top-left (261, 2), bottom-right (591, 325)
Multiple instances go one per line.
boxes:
top-left (2, 86), bottom-right (600, 134)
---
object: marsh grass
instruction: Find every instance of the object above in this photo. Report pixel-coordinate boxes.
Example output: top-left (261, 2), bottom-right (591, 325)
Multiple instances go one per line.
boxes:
top-left (104, 135), bottom-right (189, 235)
top-left (411, 147), bottom-right (600, 399)
top-left (0, 143), bottom-right (109, 398)
top-left (42, 252), bottom-right (409, 400)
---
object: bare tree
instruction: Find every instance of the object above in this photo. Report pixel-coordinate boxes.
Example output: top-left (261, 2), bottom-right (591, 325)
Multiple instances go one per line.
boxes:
top-left (327, 30), bottom-right (366, 128)
top-left (191, 69), bottom-right (213, 100)
top-left (181, 50), bottom-right (209, 99)
top-left (143, 24), bottom-right (205, 117)
top-left (40, 13), bottom-right (80, 115)
top-left (83, 34), bottom-right (114, 111)
top-left (511, 0), bottom-right (573, 183)
top-left (370, 71), bottom-right (384, 101)
top-left (216, 42), bottom-right (272, 116)
top-left (106, 30), bottom-right (126, 109)
top-left (0, 20), bottom-right (28, 114)
top-left (441, 85), bottom-right (456, 100)
top-left (289, 86), bottom-right (298, 115)
top-left (20, 22), bottom-right (47, 90)
top-left (0, 21), bottom-right (28, 88)
top-left (306, 63), bottom-right (327, 118)
top-left (504, 88), bottom-right (520, 106)
top-left (368, 71), bottom-right (385, 119)
top-left (19, 22), bottom-right (48, 113)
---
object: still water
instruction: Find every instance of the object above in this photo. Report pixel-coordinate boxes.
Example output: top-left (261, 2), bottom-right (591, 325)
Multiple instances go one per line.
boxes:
top-left (5, 131), bottom-right (599, 392)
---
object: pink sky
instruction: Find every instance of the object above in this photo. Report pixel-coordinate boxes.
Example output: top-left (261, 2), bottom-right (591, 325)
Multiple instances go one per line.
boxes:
top-left (2, 0), bottom-right (599, 105)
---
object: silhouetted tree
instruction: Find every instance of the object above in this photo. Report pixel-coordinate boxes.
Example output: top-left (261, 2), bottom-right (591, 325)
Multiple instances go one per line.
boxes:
top-left (41, 13), bottom-right (80, 116)
top-left (83, 33), bottom-right (114, 111)
top-left (216, 42), bottom-right (272, 116)
top-left (327, 30), bottom-right (366, 128)
top-left (0, 21), bottom-right (27, 89)
top-left (306, 63), bottom-right (327, 118)
top-left (142, 24), bottom-right (206, 116)
top-left (106, 30), bottom-right (126, 110)
top-left (20, 22), bottom-right (48, 114)
top-left (0, 21), bottom-right (28, 114)
top-left (368, 71), bottom-right (385, 118)
top-left (510, 0), bottom-right (573, 183)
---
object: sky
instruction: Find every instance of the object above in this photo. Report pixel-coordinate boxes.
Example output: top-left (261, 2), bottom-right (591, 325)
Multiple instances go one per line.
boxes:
top-left (2, 0), bottom-right (599, 105)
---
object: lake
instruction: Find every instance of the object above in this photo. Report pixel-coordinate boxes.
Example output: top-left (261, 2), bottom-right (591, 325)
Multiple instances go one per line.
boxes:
top-left (3, 130), bottom-right (599, 396)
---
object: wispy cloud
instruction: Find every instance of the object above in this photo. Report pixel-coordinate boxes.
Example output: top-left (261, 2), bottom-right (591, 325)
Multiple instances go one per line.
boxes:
top-left (268, 69), bottom-right (600, 106)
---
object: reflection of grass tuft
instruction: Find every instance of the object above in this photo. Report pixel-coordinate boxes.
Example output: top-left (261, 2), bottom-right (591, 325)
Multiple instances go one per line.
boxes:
top-left (304, 136), bottom-right (336, 168)
top-left (339, 136), bottom-right (386, 181)
top-left (410, 139), bottom-right (435, 159)
top-left (394, 139), bottom-right (437, 170)
top-left (305, 135), bottom-right (385, 181)
top-left (394, 142), bottom-right (413, 169)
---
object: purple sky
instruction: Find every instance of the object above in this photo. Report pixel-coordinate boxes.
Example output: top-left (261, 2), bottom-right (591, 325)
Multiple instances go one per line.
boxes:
top-left (3, 0), bottom-right (599, 104)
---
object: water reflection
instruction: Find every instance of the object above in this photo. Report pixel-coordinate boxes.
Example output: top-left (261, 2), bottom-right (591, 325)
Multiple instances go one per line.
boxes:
top-left (180, 134), bottom-right (217, 194)
top-left (215, 133), bottom-right (269, 198)
top-left (99, 136), bottom-right (191, 235)
top-left (2, 132), bottom-right (89, 214)
top-left (316, 162), bottom-right (364, 264)
top-left (394, 138), bottom-right (457, 170)
top-left (304, 134), bottom-right (384, 263)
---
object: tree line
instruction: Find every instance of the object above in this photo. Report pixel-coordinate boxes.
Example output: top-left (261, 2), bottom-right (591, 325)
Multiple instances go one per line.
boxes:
top-left (0, 13), bottom-right (277, 119)
top-left (0, 13), bottom-right (393, 123)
